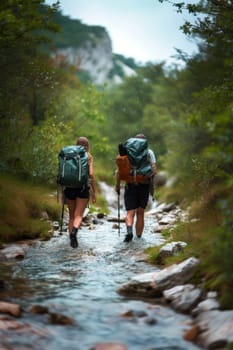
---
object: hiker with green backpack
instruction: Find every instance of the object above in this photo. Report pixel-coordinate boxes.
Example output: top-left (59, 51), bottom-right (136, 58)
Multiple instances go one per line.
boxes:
top-left (115, 133), bottom-right (157, 242)
top-left (57, 136), bottom-right (96, 248)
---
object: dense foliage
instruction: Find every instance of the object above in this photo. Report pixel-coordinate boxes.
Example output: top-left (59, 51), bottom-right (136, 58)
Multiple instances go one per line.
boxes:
top-left (105, 0), bottom-right (233, 301)
top-left (0, 0), bottom-right (109, 183)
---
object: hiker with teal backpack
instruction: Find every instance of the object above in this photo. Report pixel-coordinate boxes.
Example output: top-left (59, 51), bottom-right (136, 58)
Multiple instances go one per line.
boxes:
top-left (57, 136), bottom-right (96, 248)
top-left (115, 133), bottom-right (157, 242)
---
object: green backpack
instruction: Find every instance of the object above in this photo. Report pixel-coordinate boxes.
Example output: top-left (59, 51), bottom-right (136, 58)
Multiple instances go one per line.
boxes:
top-left (123, 137), bottom-right (153, 178)
top-left (57, 145), bottom-right (89, 188)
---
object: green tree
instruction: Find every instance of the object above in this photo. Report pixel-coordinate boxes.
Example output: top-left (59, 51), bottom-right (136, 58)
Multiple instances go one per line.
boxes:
top-left (0, 0), bottom-right (59, 116)
top-left (105, 64), bottom-right (166, 146)
top-left (0, 0), bottom-right (60, 174)
top-left (157, 0), bottom-right (233, 294)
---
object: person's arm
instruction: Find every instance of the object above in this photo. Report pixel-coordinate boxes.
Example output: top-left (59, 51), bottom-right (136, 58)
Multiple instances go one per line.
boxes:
top-left (88, 155), bottom-right (96, 203)
top-left (148, 149), bottom-right (157, 175)
top-left (148, 149), bottom-right (157, 199)
top-left (151, 162), bottom-right (157, 175)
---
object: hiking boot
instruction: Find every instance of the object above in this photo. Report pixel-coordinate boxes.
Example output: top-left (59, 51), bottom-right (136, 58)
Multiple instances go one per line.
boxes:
top-left (123, 233), bottom-right (133, 242)
top-left (70, 228), bottom-right (78, 248)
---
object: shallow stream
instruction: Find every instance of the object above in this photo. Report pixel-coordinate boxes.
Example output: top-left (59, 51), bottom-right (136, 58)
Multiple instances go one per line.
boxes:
top-left (0, 214), bottom-right (203, 350)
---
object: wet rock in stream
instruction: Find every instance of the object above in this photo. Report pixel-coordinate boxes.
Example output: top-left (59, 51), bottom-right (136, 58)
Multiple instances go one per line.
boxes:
top-left (89, 343), bottom-right (128, 350)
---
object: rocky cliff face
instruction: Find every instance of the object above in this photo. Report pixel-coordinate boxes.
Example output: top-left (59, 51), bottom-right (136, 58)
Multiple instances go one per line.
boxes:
top-left (54, 30), bottom-right (136, 86)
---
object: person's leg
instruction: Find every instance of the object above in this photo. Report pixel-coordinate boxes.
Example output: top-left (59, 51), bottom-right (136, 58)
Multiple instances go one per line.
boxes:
top-left (135, 183), bottom-right (150, 238)
top-left (124, 184), bottom-right (137, 242)
top-left (66, 199), bottom-right (76, 234)
top-left (70, 197), bottom-right (89, 248)
top-left (135, 207), bottom-right (145, 237)
top-left (125, 209), bottom-right (135, 227)
top-left (124, 209), bottom-right (135, 242)
top-left (66, 198), bottom-right (79, 248)
top-left (73, 198), bottom-right (89, 229)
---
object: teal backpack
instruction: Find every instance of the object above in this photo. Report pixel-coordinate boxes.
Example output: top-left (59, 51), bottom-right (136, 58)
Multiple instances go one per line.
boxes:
top-left (57, 145), bottom-right (89, 188)
top-left (122, 137), bottom-right (153, 179)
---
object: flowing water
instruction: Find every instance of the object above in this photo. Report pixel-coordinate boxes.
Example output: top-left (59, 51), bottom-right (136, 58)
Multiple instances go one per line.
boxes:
top-left (0, 214), bottom-right (203, 350)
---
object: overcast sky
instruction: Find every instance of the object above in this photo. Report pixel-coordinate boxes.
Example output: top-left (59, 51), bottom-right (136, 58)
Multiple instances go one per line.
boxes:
top-left (45, 0), bottom-right (198, 65)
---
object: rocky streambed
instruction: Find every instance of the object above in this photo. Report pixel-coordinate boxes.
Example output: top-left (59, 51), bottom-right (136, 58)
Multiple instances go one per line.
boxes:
top-left (0, 189), bottom-right (232, 350)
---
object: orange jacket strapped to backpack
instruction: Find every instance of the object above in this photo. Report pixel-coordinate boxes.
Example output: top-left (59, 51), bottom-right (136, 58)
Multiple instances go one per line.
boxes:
top-left (116, 154), bottom-right (151, 183)
top-left (116, 138), bottom-right (153, 184)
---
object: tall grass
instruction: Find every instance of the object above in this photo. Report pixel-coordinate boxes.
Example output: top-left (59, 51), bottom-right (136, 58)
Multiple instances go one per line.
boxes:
top-left (0, 174), bottom-right (60, 244)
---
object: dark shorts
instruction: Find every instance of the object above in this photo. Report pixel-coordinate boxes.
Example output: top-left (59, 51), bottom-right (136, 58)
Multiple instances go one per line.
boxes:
top-left (64, 186), bottom-right (89, 200)
top-left (124, 183), bottom-right (150, 210)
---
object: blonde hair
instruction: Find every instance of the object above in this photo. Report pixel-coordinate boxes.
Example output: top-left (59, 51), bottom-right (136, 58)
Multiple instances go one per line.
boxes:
top-left (76, 136), bottom-right (90, 152)
top-left (135, 133), bottom-right (146, 139)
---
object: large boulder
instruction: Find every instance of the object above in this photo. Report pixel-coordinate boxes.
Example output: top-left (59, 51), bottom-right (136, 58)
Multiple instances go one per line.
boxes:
top-left (118, 257), bottom-right (199, 298)
top-left (0, 244), bottom-right (29, 260)
top-left (163, 284), bottom-right (204, 313)
top-left (196, 310), bottom-right (233, 349)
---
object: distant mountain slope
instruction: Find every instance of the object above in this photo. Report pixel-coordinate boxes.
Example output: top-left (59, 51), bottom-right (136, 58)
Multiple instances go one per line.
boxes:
top-left (49, 10), bottom-right (138, 85)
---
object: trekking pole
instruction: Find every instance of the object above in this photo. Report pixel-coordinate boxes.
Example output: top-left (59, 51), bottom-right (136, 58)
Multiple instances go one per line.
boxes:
top-left (117, 190), bottom-right (120, 236)
top-left (60, 190), bottom-right (65, 235)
